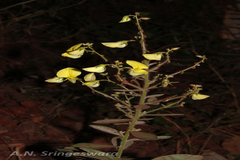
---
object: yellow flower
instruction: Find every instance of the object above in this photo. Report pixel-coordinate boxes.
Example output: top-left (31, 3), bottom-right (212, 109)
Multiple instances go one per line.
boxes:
top-left (119, 15), bottom-right (131, 23)
top-left (102, 40), bottom-right (129, 48)
top-left (83, 64), bottom-right (106, 73)
top-left (84, 73), bottom-right (96, 81)
top-left (61, 43), bottom-right (85, 59)
top-left (83, 73), bottom-right (100, 87)
top-left (143, 52), bottom-right (163, 60)
top-left (56, 67), bottom-right (81, 83)
top-left (67, 43), bottom-right (83, 51)
top-left (83, 81), bottom-right (100, 88)
top-left (62, 50), bottom-right (84, 59)
top-left (126, 60), bottom-right (148, 76)
top-left (192, 93), bottom-right (209, 100)
top-left (45, 77), bottom-right (64, 83)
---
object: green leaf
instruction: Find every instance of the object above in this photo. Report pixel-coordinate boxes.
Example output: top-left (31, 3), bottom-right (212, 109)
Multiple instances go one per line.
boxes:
top-left (112, 120), bottom-right (146, 126)
top-left (111, 136), bottom-right (134, 150)
top-left (72, 143), bottom-right (114, 149)
top-left (157, 136), bottom-right (172, 140)
top-left (133, 105), bottom-right (150, 109)
top-left (144, 114), bottom-right (184, 117)
top-left (111, 136), bottom-right (121, 147)
top-left (126, 135), bottom-right (172, 143)
top-left (93, 119), bottom-right (132, 124)
top-left (90, 125), bottom-right (120, 136)
top-left (131, 131), bottom-right (158, 140)
top-left (152, 154), bottom-right (203, 160)
top-left (122, 140), bottom-right (134, 150)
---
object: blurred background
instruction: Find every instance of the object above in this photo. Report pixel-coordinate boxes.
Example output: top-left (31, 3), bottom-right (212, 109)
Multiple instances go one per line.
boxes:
top-left (0, 0), bottom-right (239, 159)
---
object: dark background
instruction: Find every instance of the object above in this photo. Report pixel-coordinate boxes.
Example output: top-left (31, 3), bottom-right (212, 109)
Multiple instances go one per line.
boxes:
top-left (0, 0), bottom-right (239, 159)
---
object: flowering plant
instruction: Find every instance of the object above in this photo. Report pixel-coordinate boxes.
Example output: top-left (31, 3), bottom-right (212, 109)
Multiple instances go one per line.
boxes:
top-left (46, 12), bottom-right (208, 160)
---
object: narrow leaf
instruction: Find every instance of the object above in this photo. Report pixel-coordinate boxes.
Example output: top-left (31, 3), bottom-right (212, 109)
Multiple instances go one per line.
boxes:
top-left (63, 146), bottom-right (78, 151)
top-left (146, 94), bottom-right (164, 98)
top-left (133, 105), bottom-right (150, 109)
top-left (93, 119), bottom-right (132, 124)
top-left (122, 140), bottom-right (134, 150)
top-left (127, 135), bottom-right (171, 142)
top-left (72, 143), bottom-right (114, 149)
top-left (152, 154), bottom-right (203, 160)
top-left (135, 121), bottom-right (145, 125)
top-left (111, 137), bottom-right (134, 151)
top-left (157, 136), bottom-right (172, 140)
top-left (113, 123), bottom-right (129, 125)
top-left (112, 118), bottom-right (152, 125)
top-left (113, 121), bottom-right (145, 126)
top-left (144, 114), bottom-right (184, 117)
top-left (139, 118), bottom-right (153, 121)
top-left (111, 136), bottom-right (122, 147)
top-left (90, 125), bottom-right (120, 136)
top-left (131, 131), bottom-right (158, 140)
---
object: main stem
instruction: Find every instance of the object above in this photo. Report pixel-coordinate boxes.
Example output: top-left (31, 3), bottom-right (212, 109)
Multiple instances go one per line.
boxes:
top-left (117, 13), bottom-right (149, 158)
top-left (116, 69), bottom-right (149, 158)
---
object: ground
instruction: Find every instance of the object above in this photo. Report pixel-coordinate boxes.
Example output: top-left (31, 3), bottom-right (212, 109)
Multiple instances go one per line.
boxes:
top-left (0, 0), bottom-right (240, 160)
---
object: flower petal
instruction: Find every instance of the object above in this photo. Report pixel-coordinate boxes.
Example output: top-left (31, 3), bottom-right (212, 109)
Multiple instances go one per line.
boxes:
top-left (83, 64), bottom-right (106, 73)
top-left (102, 41), bottom-right (128, 48)
top-left (192, 93), bottom-right (209, 100)
top-left (57, 67), bottom-right (81, 78)
top-left (119, 15), bottom-right (131, 23)
top-left (67, 43), bottom-right (83, 52)
top-left (133, 69), bottom-right (148, 74)
top-left (67, 78), bottom-right (77, 83)
top-left (84, 73), bottom-right (96, 81)
top-left (129, 69), bottom-right (148, 76)
top-left (143, 53), bottom-right (162, 60)
top-left (45, 77), bottom-right (64, 83)
top-left (126, 60), bottom-right (148, 70)
top-left (83, 81), bottom-right (100, 87)
top-left (62, 49), bottom-right (85, 59)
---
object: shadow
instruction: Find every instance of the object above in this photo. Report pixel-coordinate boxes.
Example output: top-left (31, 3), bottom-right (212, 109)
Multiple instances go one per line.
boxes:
top-left (72, 103), bottom-right (96, 143)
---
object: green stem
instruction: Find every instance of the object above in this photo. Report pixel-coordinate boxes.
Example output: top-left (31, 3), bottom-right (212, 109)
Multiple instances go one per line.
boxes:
top-left (168, 57), bottom-right (206, 77)
top-left (117, 62), bottom-right (149, 158)
top-left (116, 108), bottom-right (142, 158)
top-left (89, 48), bottom-right (108, 62)
top-left (117, 12), bottom-right (152, 158)
top-left (135, 12), bottom-right (148, 54)
top-left (145, 101), bottom-right (180, 114)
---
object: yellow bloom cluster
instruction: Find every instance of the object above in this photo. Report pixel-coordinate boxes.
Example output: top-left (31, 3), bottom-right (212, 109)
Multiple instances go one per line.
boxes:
top-left (192, 93), bottom-right (209, 100)
top-left (126, 60), bottom-right (148, 76)
top-left (143, 52), bottom-right (163, 61)
top-left (45, 67), bottom-right (81, 83)
top-left (62, 43), bottom-right (85, 59)
top-left (83, 65), bottom-right (106, 73)
top-left (102, 40), bottom-right (129, 48)
top-left (45, 40), bottom-right (183, 88)
top-left (83, 73), bottom-right (100, 88)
